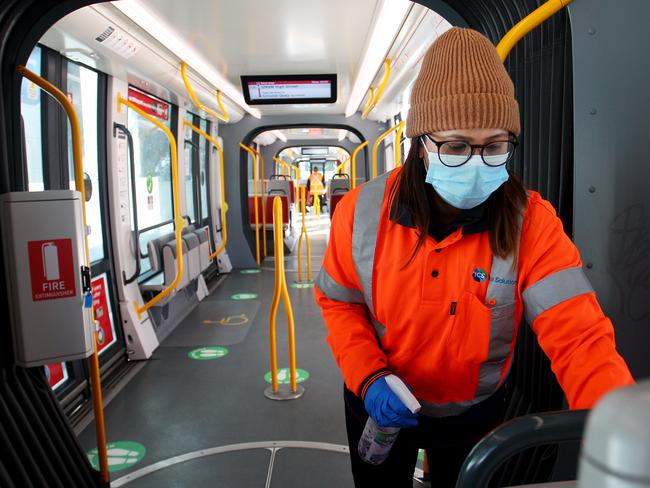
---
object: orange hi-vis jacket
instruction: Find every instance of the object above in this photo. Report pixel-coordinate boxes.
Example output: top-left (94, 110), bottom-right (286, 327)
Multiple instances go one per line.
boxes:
top-left (309, 172), bottom-right (326, 196)
top-left (315, 170), bottom-right (633, 416)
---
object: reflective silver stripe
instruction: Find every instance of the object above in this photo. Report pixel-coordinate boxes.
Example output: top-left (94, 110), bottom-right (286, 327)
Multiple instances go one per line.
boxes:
top-left (315, 268), bottom-right (364, 304)
top-left (351, 173), bottom-right (391, 316)
top-left (522, 266), bottom-right (594, 324)
top-left (419, 392), bottom-right (494, 418)
top-left (476, 254), bottom-right (517, 398)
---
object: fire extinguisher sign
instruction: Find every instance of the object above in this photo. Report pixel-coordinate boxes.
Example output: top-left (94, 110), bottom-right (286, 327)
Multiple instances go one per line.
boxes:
top-left (28, 238), bottom-right (76, 301)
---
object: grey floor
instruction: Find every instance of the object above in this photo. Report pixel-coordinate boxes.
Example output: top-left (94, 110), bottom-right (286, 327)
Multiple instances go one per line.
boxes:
top-left (78, 214), bottom-right (380, 487)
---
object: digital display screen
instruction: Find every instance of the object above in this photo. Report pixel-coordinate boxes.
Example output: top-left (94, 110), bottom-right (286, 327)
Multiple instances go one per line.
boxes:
top-left (241, 74), bottom-right (337, 105)
top-left (302, 147), bottom-right (329, 155)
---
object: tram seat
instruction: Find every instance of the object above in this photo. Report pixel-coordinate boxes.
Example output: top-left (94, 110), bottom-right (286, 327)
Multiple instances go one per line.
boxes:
top-left (288, 180), bottom-right (295, 204)
top-left (163, 239), bottom-right (190, 289)
top-left (182, 232), bottom-right (201, 281)
top-left (328, 175), bottom-right (350, 219)
top-left (147, 234), bottom-right (174, 274)
top-left (248, 196), bottom-right (264, 227)
top-left (265, 186), bottom-right (290, 227)
top-left (195, 226), bottom-right (211, 272)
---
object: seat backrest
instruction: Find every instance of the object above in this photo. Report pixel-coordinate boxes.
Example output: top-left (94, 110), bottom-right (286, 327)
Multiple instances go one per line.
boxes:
top-left (147, 233), bottom-right (175, 272)
top-left (329, 177), bottom-right (350, 196)
top-left (267, 179), bottom-right (290, 197)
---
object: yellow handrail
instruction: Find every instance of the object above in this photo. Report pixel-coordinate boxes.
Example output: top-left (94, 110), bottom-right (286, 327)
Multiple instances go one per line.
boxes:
top-left (296, 186), bottom-right (312, 283)
top-left (350, 141), bottom-right (369, 189)
top-left (240, 144), bottom-right (261, 265)
top-left (183, 121), bottom-right (228, 259)
top-left (372, 120), bottom-right (405, 178)
top-left (395, 121), bottom-right (405, 168)
top-left (16, 65), bottom-right (110, 485)
top-left (268, 196), bottom-right (299, 393)
top-left (362, 59), bottom-right (392, 119)
top-left (335, 157), bottom-right (351, 175)
top-left (180, 62), bottom-right (230, 122)
top-left (117, 95), bottom-right (185, 317)
top-left (496, 0), bottom-right (573, 62)
top-left (272, 156), bottom-right (297, 181)
top-left (252, 147), bottom-right (267, 257)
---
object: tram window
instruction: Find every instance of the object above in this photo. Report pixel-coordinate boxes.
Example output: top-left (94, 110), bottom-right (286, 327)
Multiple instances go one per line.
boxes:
top-left (66, 62), bottom-right (104, 263)
top-left (127, 87), bottom-right (175, 276)
top-left (21, 46), bottom-right (44, 191)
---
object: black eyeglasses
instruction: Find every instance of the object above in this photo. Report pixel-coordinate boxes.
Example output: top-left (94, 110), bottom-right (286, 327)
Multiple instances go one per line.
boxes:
top-left (421, 134), bottom-right (518, 167)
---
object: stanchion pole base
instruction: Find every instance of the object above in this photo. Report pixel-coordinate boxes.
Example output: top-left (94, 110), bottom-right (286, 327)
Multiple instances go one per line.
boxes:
top-left (264, 384), bottom-right (305, 401)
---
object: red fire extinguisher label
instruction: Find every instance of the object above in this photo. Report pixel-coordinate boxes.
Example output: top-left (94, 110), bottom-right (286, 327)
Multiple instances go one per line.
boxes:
top-left (28, 238), bottom-right (76, 301)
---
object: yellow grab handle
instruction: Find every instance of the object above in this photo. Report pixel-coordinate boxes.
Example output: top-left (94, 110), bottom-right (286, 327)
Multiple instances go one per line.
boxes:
top-left (496, 0), bottom-right (573, 62)
top-left (17, 65), bottom-right (110, 485)
top-left (272, 156), bottom-right (297, 181)
top-left (117, 95), bottom-right (184, 318)
top-left (372, 121), bottom-right (405, 178)
top-left (350, 141), bottom-right (369, 189)
top-left (362, 59), bottom-right (392, 119)
top-left (240, 144), bottom-right (261, 265)
top-left (183, 121), bottom-right (228, 259)
top-left (181, 62), bottom-right (229, 122)
top-left (335, 157), bottom-right (351, 175)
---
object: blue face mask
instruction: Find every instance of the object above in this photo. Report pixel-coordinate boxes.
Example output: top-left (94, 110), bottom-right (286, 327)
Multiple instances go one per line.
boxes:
top-left (424, 153), bottom-right (510, 209)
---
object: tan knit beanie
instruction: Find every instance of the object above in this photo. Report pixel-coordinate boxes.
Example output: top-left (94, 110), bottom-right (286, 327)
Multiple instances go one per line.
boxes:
top-left (406, 27), bottom-right (520, 138)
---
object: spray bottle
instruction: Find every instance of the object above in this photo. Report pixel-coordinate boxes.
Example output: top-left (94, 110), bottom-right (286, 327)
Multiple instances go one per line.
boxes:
top-left (358, 374), bottom-right (422, 465)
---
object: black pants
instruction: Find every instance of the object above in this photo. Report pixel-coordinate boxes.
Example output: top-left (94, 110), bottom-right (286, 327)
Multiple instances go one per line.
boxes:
top-left (344, 385), bottom-right (506, 488)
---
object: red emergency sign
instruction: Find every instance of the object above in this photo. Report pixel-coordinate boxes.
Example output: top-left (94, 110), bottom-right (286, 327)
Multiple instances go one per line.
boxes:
top-left (91, 274), bottom-right (116, 354)
top-left (45, 362), bottom-right (67, 390)
top-left (128, 88), bottom-right (170, 121)
top-left (28, 238), bottom-right (76, 302)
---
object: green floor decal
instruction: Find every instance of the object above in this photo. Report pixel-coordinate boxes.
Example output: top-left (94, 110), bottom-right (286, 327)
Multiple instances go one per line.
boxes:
top-left (231, 293), bottom-right (258, 300)
top-left (265, 368), bottom-right (310, 384)
top-left (291, 283), bottom-right (314, 289)
top-left (87, 441), bottom-right (146, 473)
top-left (240, 269), bottom-right (261, 275)
top-left (188, 346), bottom-right (229, 360)
top-left (418, 449), bottom-right (425, 461)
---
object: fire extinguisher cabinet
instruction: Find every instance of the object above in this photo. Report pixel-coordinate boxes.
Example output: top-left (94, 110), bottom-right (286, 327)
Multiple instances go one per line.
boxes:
top-left (0, 190), bottom-right (93, 367)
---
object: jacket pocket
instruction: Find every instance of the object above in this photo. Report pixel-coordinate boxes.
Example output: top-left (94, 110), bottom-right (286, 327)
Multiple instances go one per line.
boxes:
top-left (446, 291), bottom-right (493, 364)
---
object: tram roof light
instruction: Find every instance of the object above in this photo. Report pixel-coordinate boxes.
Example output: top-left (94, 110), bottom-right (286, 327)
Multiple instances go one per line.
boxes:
top-left (112, 1), bottom-right (261, 119)
top-left (345, 0), bottom-right (412, 118)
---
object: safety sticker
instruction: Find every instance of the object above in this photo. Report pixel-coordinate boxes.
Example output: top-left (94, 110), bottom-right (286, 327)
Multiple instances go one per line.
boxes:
top-left (188, 347), bottom-right (229, 360)
top-left (87, 441), bottom-right (146, 473)
top-left (264, 368), bottom-right (310, 385)
top-left (28, 238), bottom-right (76, 301)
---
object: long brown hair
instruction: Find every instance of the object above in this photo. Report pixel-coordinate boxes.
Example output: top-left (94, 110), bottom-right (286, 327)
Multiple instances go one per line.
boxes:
top-left (389, 138), bottom-right (528, 266)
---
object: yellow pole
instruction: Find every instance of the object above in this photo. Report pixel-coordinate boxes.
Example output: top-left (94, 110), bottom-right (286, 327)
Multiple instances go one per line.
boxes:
top-left (496, 0), bottom-right (573, 62)
top-left (253, 147), bottom-right (267, 258)
top-left (296, 186), bottom-right (312, 283)
top-left (17, 65), bottom-right (110, 485)
top-left (269, 196), bottom-right (300, 393)
top-left (372, 121), bottom-right (405, 178)
top-left (395, 121), bottom-right (405, 168)
top-left (313, 194), bottom-right (321, 217)
top-left (183, 121), bottom-right (228, 259)
top-left (351, 141), bottom-right (369, 189)
top-left (180, 62), bottom-right (229, 122)
top-left (335, 157), bottom-right (351, 175)
top-left (117, 96), bottom-right (184, 317)
top-left (240, 144), bottom-right (261, 265)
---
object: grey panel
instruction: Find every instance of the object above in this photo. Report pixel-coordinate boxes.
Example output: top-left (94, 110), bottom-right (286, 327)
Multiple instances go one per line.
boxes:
top-left (270, 448), bottom-right (354, 488)
top-left (125, 449), bottom-right (270, 488)
top-left (162, 300), bottom-right (260, 347)
top-left (570, 0), bottom-right (650, 379)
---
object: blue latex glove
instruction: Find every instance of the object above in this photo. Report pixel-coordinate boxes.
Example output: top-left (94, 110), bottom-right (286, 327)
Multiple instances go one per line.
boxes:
top-left (363, 376), bottom-right (419, 428)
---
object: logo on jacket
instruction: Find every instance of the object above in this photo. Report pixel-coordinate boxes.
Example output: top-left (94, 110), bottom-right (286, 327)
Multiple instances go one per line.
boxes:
top-left (472, 268), bottom-right (487, 283)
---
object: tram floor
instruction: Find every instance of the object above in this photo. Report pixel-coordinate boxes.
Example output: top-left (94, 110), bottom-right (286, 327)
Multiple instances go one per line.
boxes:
top-left (77, 215), bottom-right (428, 487)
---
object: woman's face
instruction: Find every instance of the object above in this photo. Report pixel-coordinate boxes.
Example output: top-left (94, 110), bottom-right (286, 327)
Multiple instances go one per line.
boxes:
top-left (419, 128), bottom-right (510, 166)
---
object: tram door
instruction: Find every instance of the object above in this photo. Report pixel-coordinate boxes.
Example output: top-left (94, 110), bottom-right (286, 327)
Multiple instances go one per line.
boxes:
top-left (20, 45), bottom-right (125, 418)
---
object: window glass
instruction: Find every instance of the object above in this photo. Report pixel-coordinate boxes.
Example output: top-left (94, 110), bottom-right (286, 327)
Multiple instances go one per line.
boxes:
top-left (199, 118), bottom-right (209, 221)
top-left (21, 47), bottom-right (44, 191)
top-left (127, 87), bottom-right (174, 274)
top-left (67, 62), bottom-right (104, 263)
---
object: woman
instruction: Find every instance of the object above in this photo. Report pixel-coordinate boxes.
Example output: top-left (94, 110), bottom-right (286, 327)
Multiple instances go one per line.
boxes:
top-left (314, 28), bottom-right (634, 487)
